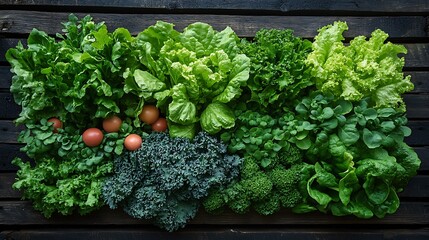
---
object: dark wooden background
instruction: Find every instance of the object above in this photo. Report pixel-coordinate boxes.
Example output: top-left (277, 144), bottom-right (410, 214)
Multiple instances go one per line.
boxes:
top-left (1, 1), bottom-right (429, 239)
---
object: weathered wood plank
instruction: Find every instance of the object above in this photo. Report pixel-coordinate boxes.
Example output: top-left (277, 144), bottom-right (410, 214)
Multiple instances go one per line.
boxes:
top-left (0, 121), bottom-right (23, 144)
top-left (0, 66), bottom-right (12, 89)
top-left (408, 71), bottom-right (429, 93)
top-left (0, 38), bottom-right (18, 63)
top-left (404, 44), bottom-right (429, 69)
top-left (0, 201), bottom-right (428, 225)
top-left (415, 147), bottom-right (429, 171)
top-left (406, 121), bottom-right (429, 146)
top-left (2, 228), bottom-right (429, 240)
top-left (404, 95), bottom-right (429, 120)
top-left (1, 0), bottom-right (428, 13)
top-left (0, 93), bottom-right (19, 119)
top-left (0, 10), bottom-right (427, 38)
top-left (399, 175), bottom-right (429, 198)
top-left (1, 172), bottom-right (425, 199)
top-left (0, 173), bottom-right (19, 198)
top-left (0, 144), bottom-right (29, 171)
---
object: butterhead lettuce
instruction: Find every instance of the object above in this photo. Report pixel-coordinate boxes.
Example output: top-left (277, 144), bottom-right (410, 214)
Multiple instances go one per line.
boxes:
top-left (128, 21), bottom-right (250, 138)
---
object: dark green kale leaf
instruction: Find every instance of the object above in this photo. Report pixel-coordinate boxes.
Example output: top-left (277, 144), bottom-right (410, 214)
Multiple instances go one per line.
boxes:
top-left (102, 131), bottom-right (242, 231)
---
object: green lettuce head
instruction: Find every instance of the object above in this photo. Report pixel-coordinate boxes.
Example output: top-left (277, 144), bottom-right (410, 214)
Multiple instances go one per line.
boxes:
top-left (306, 21), bottom-right (413, 112)
top-left (127, 21), bottom-right (250, 138)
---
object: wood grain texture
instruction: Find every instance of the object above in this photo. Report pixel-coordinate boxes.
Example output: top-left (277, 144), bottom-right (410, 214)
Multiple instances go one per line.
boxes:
top-left (0, 120), bottom-right (23, 144)
top-left (408, 71), bottom-right (429, 93)
top-left (0, 93), bottom-right (19, 119)
top-left (2, 228), bottom-right (429, 240)
top-left (415, 147), bottom-right (429, 171)
top-left (0, 173), bottom-right (20, 198)
top-left (404, 95), bottom-right (429, 119)
top-left (0, 66), bottom-right (12, 89)
top-left (399, 175), bottom-right (429, 198)
top-left (1, 0), bottom-right (428, 13)
top-left (0, 10), bottom-right (427, 38)
top-left (0, 201), bottom-right (428, 225)
top-left (0, 144), bottom-right (29, 172)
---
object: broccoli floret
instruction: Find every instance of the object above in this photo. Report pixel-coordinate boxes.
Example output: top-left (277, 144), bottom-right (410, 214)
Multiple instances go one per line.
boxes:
top-left (229, 197), bottom-right (252, 214)
top-left (225, 181), bottom-right (251, 214)
top-left (242, 173), bottom-right (273, 201)
top-left (269, 166), bottom-right (299, 189)
top-left (254, 192), bottom-right (281, 215)
top-left (202, 190), bottom-right (225, 214)
top-left (241, 157), bottom-right (261, 179)
top-left (279, 188), bottom-right (303, 208)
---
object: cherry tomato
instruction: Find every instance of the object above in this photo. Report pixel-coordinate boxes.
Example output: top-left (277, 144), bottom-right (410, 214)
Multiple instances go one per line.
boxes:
top-left (47, 117), bottom-right (63, 133)
top-left (82, 128), bottom-right (104, 147)
top-left (151, 117), bottom-right (168, 132)
top-left (124, 133), bottom-right (142, 151)
top-left (103, 115), bottom-right (122, 133)
top-left (138, 105), bottom-right (159, 125)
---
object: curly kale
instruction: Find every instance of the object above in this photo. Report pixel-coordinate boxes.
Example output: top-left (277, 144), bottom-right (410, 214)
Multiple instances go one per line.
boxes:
top-left (102, 131), bottom-right (242, 231)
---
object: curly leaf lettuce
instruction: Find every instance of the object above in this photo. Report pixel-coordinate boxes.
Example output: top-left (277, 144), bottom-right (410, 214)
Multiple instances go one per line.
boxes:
top-left (239, 28), bottom-right (314, 111)
top-left (306, 21), bottom-right (413, 111)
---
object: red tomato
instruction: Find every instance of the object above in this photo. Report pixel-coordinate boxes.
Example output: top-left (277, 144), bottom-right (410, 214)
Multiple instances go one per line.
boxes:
top-left (138, 105), bottom-right (159, 125)
top-left (124, 134), bottom-right (142, 151)
top-left (103, 115), bottom-right (122, 133)
top-left (47, 117), bottom-right (63, 133)
top-left (82, 128), bottom-right (104, 147)
top-left (151, 117), bottom-right (168, 132)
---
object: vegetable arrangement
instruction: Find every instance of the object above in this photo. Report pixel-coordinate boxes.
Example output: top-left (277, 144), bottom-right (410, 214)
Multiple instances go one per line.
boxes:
top-left (7, 15), bottom-right (420, 231)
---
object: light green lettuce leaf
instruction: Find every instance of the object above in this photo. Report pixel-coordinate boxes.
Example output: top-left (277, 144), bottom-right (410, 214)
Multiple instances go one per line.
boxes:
top-left (200, 102), bottom-right (235, 134)
top-left (306, 21), bottom-right (413, 111)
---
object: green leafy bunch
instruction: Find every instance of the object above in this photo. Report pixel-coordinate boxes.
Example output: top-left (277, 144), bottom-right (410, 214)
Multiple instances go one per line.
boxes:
top-left (124, 21), bottom-right (250, 138)
top-left (283, 92), bottom-right (420, 218)
top-left (239, 28), bottom-right (314, 112)
top-left (306, 21), bottom-right (414, 111)
top-left (6, 14), bottom-right (139, 128)
top-left (12, 117), bottom-right (136, 217)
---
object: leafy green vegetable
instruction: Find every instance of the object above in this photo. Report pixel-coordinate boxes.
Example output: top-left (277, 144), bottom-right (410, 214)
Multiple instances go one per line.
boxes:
top-left (11, 120), bottom-right (135, 217)
top-left (284, 92), bottom-right (421, 218)
top-left (7, 15), bottom-right (140, 128)
top-left (239, 28), bottom-right (314, 112)
top-left (126, 21), bottom-right (250, 138)
top-left (204, 111), bottom-right (313, 215)
top-left (102, 132), bottom-right (242, 231)
top-left (306, 21), bottom-right (414, 111)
